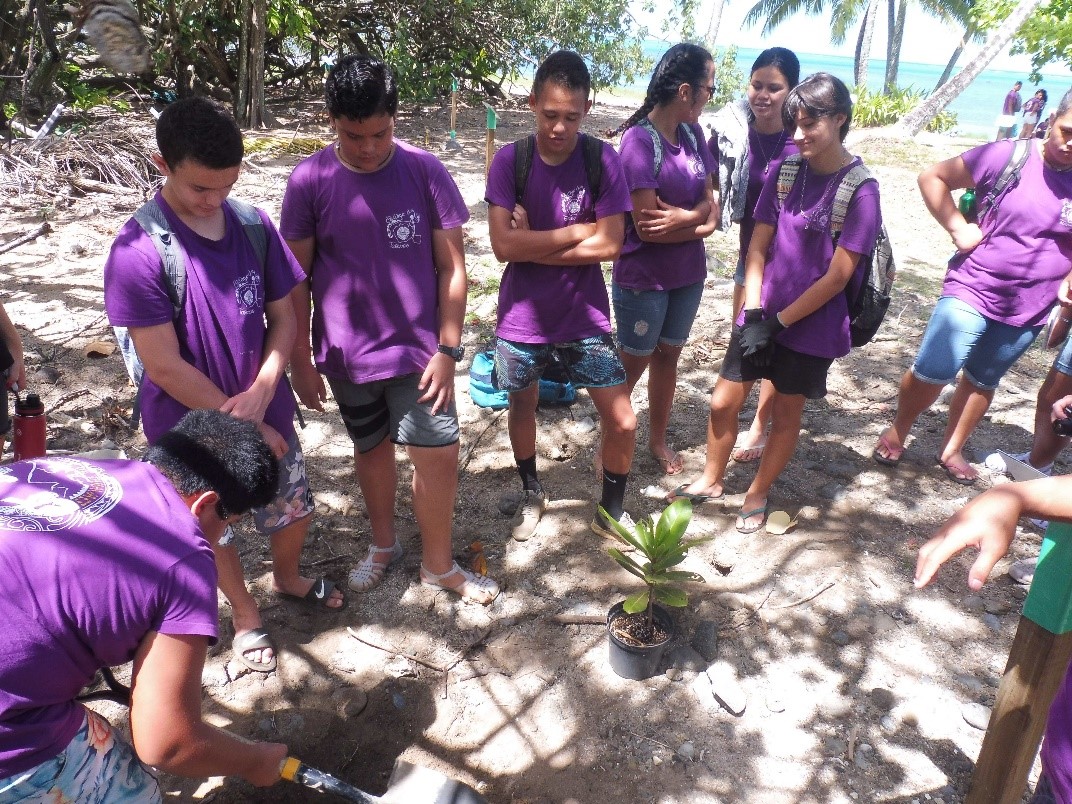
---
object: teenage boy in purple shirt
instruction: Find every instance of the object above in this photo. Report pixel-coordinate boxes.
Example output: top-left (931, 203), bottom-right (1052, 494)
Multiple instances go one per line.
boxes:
top-left (485, 50), bottom-right (637, 542)
top-left (282, 55), bottom-right (499, 605)
top-left (104, 98), bottom-right (344, 675)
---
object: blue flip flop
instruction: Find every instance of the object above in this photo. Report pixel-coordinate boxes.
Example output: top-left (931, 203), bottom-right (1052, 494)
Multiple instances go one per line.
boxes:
top-left (736, 504), bottom-right (768, 534)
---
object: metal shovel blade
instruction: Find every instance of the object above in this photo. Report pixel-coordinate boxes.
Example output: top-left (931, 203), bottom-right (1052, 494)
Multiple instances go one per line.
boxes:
top-left (382, 760), bottom-right (488, 804)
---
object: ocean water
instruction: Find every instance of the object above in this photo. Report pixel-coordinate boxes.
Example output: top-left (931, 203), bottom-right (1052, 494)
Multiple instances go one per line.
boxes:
top-left (620, 42), bottom-right (1069, 138)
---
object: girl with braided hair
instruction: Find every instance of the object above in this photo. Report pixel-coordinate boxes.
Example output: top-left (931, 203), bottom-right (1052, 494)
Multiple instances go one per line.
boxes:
top-left (609, 43), bottom-right (719, 477)
top-left (710, 47), bottom-right (800, 466)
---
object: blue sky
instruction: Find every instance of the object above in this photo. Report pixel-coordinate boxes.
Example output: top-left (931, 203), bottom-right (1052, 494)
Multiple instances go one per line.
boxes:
top-left (642, 0), bottom-right (1071, 77)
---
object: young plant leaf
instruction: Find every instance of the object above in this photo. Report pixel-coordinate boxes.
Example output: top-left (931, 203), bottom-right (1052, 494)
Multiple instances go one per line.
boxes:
top-left (623, 589), bottom-right (650, 614)
top-left (652, 586), bottom-right (688, 607)
top-left (607, 548), bottom-right (647, 580)
top-left (598, 506), bottom-right (644, 552)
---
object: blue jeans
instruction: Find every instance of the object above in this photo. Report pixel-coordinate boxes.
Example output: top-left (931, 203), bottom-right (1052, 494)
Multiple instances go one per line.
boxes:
top-left (612, 281), bottom-right (705, 356)
top-left (912, 296), bottom-right (1041, 390)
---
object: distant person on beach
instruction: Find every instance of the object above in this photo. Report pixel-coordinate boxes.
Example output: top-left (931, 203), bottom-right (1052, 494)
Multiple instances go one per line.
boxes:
top-left (914, 461), bottom-right (1072, 803)
top-left (708, 46), bottom-right (801, 467)
top-left (873, 88), bottom-right (1072, 485)
top-left (1021, 88), bottom-right (1048, 139)
top-left (996, 80), bottom-right (1023, 140)
top-left (282, 55), bottom-right (500, 604)
top-left (606, 43), bottom-right (718, 479)
top-left (485, 50), bottom-right (636, 543)
top-left (673, 73), bottom-right (882, 534)
top-left (104, 97), bottom-right (344, 676)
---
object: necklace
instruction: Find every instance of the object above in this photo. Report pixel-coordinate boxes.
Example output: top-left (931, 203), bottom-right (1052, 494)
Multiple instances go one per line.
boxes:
top-left (799, 152), bottom-right (854, 230)
top-left (753, 129), bottom-right (788, 175)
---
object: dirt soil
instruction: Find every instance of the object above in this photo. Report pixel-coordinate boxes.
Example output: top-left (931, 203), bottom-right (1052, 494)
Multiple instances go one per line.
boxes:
top-left (0, 97), bottom-right (1056, 804)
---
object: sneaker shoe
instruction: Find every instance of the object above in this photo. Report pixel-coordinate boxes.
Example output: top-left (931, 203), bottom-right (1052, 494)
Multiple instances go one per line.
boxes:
top-left (1008, 557), bottom-right (1037, 586)
top-left (511, 490), bottom-right (547, 541)
top-left (590, 509), bottom-right (636, 550)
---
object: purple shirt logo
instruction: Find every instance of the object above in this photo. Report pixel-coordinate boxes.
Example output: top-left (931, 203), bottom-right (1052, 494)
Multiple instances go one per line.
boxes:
top-left (0, 459), bottom-right (123, 531)
top-left (386, 210), bottom-right (422, 249)
top-left (234, 269), bottom-right (264, 316)
top-left (561, 186), bottom-right (587, 223)
top-left (687, 156), bottom-right (705, 178)
top-left (1061, 200), bottom-right (1072, 228)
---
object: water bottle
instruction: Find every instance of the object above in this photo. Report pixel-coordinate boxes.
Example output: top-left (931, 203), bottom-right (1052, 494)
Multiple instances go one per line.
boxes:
top-left (13, 392), bottom-right (46, 461)
top-left (958, 188), bottom-right (977, 224)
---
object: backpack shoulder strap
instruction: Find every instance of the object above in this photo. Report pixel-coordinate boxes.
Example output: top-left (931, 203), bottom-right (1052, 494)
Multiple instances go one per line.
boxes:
top-left (580, 133), bottom-right (604, 201)
top-left (989, 137), bottom-right (1031, 203)
top-left (776, 154), bottom-right (803, 208)
top-left (513, 135), bottom-right (536, 204)
top-left (636, 117), bottom-right (666, 178)
top-left (679, 122), bottom-right (699, 153)
top-left (225, 198), bottom-right (268, 268)
top-left (132, 197), bottom-right (184, 316)
top-left (830, 163), bottom-right (876, 236)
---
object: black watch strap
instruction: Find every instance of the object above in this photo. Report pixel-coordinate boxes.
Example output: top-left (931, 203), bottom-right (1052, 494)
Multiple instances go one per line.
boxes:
top-left (437, 343), bottom-right (465, 361)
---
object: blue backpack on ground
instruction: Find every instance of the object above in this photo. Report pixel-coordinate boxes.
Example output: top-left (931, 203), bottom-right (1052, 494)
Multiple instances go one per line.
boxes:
top-left (468, 350), bottom-right (576, 409)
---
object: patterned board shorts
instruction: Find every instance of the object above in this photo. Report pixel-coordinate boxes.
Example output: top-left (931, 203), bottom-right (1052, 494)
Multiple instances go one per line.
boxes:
top-left (0, 710), bottom-right (161, 803)
top-left (492, 334), bottom-right (626, 392)
top-left (218, 429), bottom-right (313, 545)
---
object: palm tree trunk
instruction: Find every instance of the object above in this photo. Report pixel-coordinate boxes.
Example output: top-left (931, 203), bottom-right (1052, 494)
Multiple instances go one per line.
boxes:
top-left (934, 34), bottom-right (966, 91)
top-left (884, 0), bottom-right (906, 92)
top-left (704, 0), bottom-right (727, 44)
top-left (854, 0), bottom-right (878, 87)
top-left (899, 0), bottom-right (1046, 135)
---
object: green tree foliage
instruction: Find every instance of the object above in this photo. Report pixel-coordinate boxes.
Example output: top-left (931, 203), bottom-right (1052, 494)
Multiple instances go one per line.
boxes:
top-left (974, 0), bottom-right (1072, 79)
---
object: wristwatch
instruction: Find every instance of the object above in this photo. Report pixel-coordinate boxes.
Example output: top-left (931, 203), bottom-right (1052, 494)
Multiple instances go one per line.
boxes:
top-left (437, 343), bottom-right (465, 361)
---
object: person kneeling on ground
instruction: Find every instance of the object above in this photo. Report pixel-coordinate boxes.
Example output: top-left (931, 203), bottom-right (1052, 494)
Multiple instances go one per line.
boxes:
top-left (0, 410), bottom-right (288, 802)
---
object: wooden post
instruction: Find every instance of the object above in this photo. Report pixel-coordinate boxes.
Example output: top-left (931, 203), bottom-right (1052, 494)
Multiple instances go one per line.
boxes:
top-left (483, 103), bottom-right (497, 179)
top-left (965, 521), bottom-right (1072, 803)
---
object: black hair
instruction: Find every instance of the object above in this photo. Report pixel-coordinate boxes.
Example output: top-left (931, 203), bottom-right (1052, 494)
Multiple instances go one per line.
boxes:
top-left (532, 50), bottom-right (591, 100)
top-left (1037, 89), bottom-right (1049, 103)
top-left (612, 43), bottom-right (714, 136)
top-left (1056, 87), bottom-right (1072, 118)
top-left (146, 409), bottom-right (278, 519)
top-left (783, 72), bottom-right (853, 142)
top-left (156, 97), bottom-right (243, 171)
top-left (750, 47), bottom-right (800, 90)
top-left (326, 55), bottom-right (399, 121)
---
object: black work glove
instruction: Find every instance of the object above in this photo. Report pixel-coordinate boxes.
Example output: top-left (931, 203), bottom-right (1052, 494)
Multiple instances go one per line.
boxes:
top-left (739, 309), bottom-right (785, 367)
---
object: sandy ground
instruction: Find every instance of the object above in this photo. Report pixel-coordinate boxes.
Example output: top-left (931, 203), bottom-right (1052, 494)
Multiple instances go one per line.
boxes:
top-left (0, 96), bottom-right (1057, 803)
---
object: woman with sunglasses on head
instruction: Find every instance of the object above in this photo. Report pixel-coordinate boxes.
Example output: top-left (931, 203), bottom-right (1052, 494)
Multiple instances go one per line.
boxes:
top-left (709, 47), bottom-right (800, 467)
top-left (674, 73), bottom-right (883, 533)
top-left (607, 43), bottom-right (719, 477)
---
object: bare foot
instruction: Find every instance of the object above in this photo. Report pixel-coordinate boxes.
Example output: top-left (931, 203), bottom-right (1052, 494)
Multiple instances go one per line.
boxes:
top-left (735, 495), bottom-right (768, 534)
top-left (650, 444), bottom-right (683, 475)
top-left (872, 428), bottom-right (905, 466)
top-left (731, 430), bottom-right (767, 463)
top-left (937, 451), bottom-right (978, 485)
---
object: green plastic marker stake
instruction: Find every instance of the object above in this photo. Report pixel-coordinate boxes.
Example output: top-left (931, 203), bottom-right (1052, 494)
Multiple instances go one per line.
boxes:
top-left (483, 102), bottom-right (497, 178)
top-left (450, 78), bottom-right (458, 140)
top-left (966, 519), bottom-right (1072, 803)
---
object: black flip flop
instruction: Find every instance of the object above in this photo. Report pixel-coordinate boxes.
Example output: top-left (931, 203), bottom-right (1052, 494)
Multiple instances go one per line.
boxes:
top-left (279, 577), bottom-right (348, 611)
top-left (667, 484), bottom-right (723, 505)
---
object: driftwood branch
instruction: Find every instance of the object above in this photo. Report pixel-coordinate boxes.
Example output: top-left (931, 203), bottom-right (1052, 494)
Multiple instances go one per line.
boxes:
top-left (67, 176), bottom-right (138, 195)
top-left (551, 613), bottom-right (605, 625)
top-left (0, 222), bottom-right (50, 255)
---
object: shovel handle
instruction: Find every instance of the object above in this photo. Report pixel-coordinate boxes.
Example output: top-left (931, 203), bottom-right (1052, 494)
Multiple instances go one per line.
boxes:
top-left (279, 757), bottom-right (380, 802)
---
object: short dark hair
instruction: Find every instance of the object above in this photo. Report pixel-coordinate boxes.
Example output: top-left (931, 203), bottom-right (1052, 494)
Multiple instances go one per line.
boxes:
top-left (751, 47), bottom-right (801, 90)
top-left (783, 72), bottom-right (854, 142)
top-left (533, 50), bottom-right (591, 100)
top-left (1014, 81), bottom-right (1023, 88)
top-left (325, 55), bottom-right (398, 121)
top-left (1057, 87), bottom-right (1072, 118)
top-left (146, 410), bottom-right (278, 519)
top-left (156, 97), bottom-right (243, 171)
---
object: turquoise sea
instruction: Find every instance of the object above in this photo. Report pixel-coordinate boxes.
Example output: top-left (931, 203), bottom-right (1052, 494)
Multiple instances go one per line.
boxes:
top-left (620, 42), bottom-right (1070, 139)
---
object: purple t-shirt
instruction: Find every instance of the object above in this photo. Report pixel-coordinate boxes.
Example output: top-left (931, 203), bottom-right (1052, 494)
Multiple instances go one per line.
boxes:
top-left (485, 135), bottom-right (632, 343)
top-left (104, 195), bottom-right (303, 444)
top-left (740, 129), bottom-right (798, 261)
top-left (1042, 665), bottom-right (1072, 800)
top-left (0, 457), bottom-right (217, 778)
top-left (613, 122), bottom-right (716, 290)
top-left (1003, 89), bottom-right (1022, 115)
top-left (280, 140), bottom-right (469, 383)
top-left (943, 140), bottom-right (1072, 327)
top-left (748, 157), bottom-right (882, 359)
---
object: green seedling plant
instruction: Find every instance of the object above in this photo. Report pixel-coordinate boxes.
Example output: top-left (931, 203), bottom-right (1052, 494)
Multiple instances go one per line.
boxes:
top-left (600, 498), bottom-right (711, 630)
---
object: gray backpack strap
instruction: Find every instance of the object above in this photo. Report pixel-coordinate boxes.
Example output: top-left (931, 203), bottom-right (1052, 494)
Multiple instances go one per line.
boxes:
top-left (830, 163), bottom-right (875, 236)
top-left (637, 117), bottom-right (666, 178)
top-left (679, 122), bottom-right (699, 154)
top-left (225, 198), bottom-right (268, 267)
top-left (132, 197), bottom-right (185, 315)
top-left (776, 154), bottom-right (803, 209)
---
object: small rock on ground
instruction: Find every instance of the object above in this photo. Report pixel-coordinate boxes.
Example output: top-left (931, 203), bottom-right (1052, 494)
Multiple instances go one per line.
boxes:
top-left (962, 701), bottom-right (992, 730)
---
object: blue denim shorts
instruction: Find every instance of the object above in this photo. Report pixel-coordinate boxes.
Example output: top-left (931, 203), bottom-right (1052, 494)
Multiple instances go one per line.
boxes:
top-left (1054, 327), bottom-right (1072, 377)
top-left (328, 372), bottom-right (459, 454)
top-left (493, 334), bottom-right (625, 391)
top-left (0, 710), bottom-right (161, 804)
top-left (912, 296), bottom-right (1041, 391)
top-left (612, 281), bottom-right (705, 356)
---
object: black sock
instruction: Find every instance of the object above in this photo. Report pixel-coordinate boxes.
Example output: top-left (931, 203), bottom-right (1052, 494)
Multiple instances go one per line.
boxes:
top-left (600, 469), bottom-right (628, 520)
top-left (516, 455), bottom-right (542, 494)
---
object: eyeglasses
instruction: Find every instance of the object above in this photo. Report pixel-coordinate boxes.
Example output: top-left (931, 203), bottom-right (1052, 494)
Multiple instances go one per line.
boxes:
top-left (699, 84), bottom-right (715, 96)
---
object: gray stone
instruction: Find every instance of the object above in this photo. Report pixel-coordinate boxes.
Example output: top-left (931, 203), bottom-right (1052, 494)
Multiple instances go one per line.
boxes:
top-left (984, 599), bottom-right (1009, 615)
top-left (962, 701), bottom-right (992, 730)
top-left (831, 630), bottom-right (852, 646)
top-left (665, 667), bottom-right (682, 681)
top-left (872, 612), bottom-right (898, 634)
top-left (853, 751), bottom-right (871, 769)
top-left (963, 595), bottom-right (985, 612)
top-left (983, 613), bottom-right (1002, 632)
top-left (824, 737), bottom-right (848, 755)
top-left (880, 715), bottom-right (897, 732)
top-left (691, 621), bottom-right (720, 662)
top-left (33, 366), bottom-right (60, 384)
top-left (954, 673), bottom-right (985, 694)
top-left (498, 492), bottom-right (522, 517)
top-left (669, 644), bottom-right (707, 673)
top-left (677, 741), bottom-right (696, 761)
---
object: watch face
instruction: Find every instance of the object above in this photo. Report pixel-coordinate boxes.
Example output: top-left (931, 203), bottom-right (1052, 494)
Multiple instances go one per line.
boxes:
top-left (439, 344), bottom-right (464, 360)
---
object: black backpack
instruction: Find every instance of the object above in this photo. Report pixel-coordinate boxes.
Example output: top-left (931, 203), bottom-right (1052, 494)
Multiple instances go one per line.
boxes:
top-left (776, 155), bottom-right (896, 348)
top-left (513, 132), bottom-right (605, 204)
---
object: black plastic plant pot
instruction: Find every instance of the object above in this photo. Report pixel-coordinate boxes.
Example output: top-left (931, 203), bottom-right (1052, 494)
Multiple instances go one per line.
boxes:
top-left (607, 601), bottom-right (675, 680)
